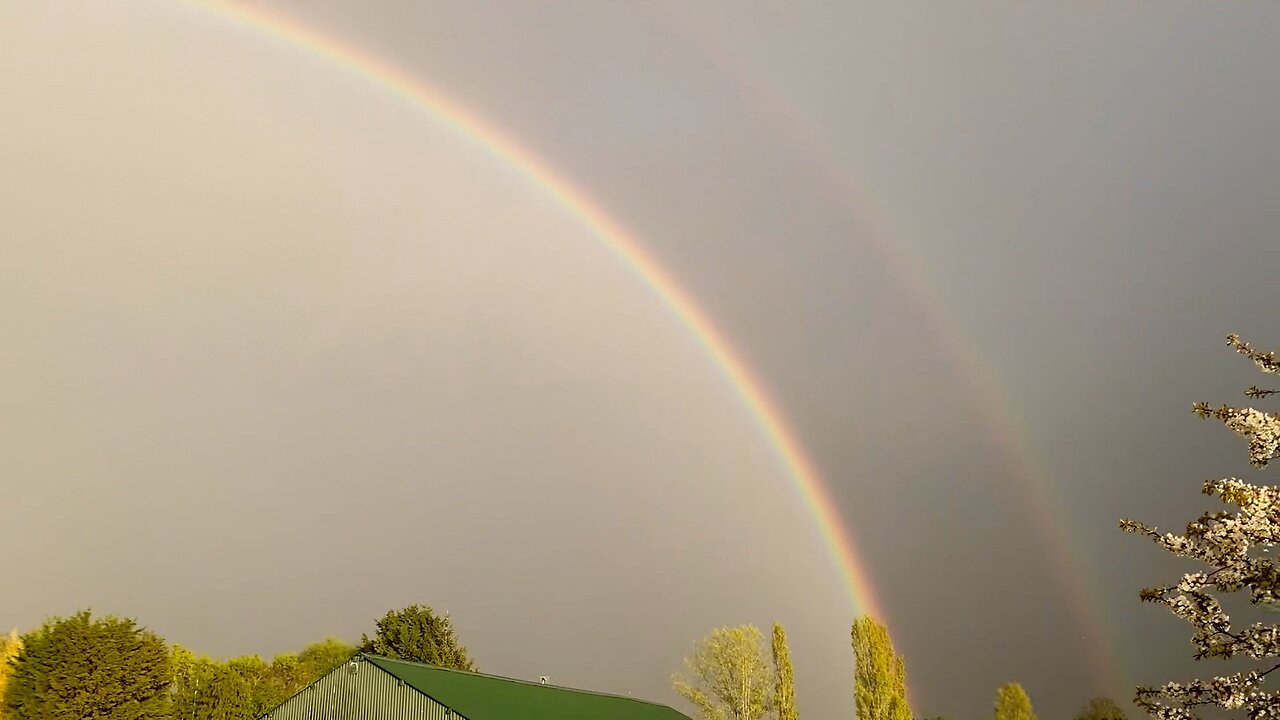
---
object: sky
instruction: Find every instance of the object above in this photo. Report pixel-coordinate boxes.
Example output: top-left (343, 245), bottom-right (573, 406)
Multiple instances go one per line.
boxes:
top-left (1, 2), bottom-right (1278, 720)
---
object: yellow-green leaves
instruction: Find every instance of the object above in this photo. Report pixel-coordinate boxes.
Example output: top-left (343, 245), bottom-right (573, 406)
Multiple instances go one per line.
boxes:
top-left (771, 624), bottom-right (798, 720)
top-left (0, 629), bottom-right (21, 719)
top-left (358, 605), bottom-right (476, 672)
top-left (993, 682), bottom-right (1037, 720)
top-left (673, 624), bottom-right (774, 720)
top-left (851, 616), bottom-right (911, 720)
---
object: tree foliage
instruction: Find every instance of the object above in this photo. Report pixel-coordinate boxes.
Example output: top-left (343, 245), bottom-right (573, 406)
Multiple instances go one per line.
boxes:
top-left (851, 616), bottom-right (911, 720)
top-left (1074, 697), bottom-right (1129, 720)
top-left (170, 645), bottom-right (256, 720)
top-left (1121, 334), bottom-right (1280, 720)
top-left (297, 638), bottom-right (356, 679)
top-left (4, 610), bottom-right (171, 720)
top-left (358, 605), bottom-right (476, 671)
top-left (672, 624), bottom-right (774, 720)
top-left (0, 629), bottom-right (21, 719)
top-left (993, 683), bottom-right (1037, 720)
top-left (168, 637), bottom-right (354, 720)
top-left (772, 624), bottom-right (798, 720)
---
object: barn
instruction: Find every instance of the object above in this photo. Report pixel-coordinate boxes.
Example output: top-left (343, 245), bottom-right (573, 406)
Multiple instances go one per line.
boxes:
top-left (263, 653), bottom-right (694, 720)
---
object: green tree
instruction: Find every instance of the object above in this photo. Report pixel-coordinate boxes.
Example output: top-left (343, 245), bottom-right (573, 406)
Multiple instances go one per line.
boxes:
top-left (771, 623), bottom-right (798, 720)
top-left (169, 639), bottom-right (352, 720)
top-left (4, 610), bottom-right (171, 720)
top-left (993, 682), bottom-right (1037, 720)
top-left (358, 606), bottom-right (476, 671)
top-left (1072, 697), bottom-right (1127, 720)
top-left (262, 653), bottom-right (310, 705)
top-left (672, 624), bottom-right (774, 720)
top-left (225, 654), bottom-right (310, 717)
top-left (851, 616), bottom-right (911, 720)
top-left (0, 629), bottom-right (22, 719)
top-left (298, 638), bottom-right (355, 679)
top-left (170, 646), bottom-right (255, 720)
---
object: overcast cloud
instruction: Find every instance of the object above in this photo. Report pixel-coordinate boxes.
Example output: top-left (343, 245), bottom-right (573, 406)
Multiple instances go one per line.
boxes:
top-left (2, 3), bottom-right (1278, 720)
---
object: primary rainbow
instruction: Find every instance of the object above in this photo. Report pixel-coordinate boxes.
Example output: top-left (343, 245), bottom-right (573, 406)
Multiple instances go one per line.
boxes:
top-left (179, 0), bottom-right (899, 686)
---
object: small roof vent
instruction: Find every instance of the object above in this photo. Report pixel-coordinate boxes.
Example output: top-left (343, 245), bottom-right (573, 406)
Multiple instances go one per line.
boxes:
top-left (539, 676), bottom-right (549, 685)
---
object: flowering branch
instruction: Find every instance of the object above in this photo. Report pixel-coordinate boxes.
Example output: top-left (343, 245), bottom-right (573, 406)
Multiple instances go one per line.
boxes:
top-left (1121, 334), bottom-right (1280, 720)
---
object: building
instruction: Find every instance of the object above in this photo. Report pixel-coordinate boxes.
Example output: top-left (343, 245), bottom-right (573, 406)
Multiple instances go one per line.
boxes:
top-left (264, 653), bottom-right (695, 720)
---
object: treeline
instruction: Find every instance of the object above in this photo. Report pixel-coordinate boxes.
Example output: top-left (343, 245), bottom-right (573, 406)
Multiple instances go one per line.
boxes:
top-left (670, 616), bottom-right (1129, 720)
top-left (0, 605), bottom-right (473, 720)
top-left (0, 605), bottom-right (1130, 720)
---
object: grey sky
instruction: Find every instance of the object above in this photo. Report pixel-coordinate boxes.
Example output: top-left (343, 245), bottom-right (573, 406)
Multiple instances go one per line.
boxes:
top-left (2, 3), bottom-right (1278, 720)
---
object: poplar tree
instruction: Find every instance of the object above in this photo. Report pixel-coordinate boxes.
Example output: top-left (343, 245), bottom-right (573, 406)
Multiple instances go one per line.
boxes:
top-left (771, 623), bottom-right (798, 720)
top-left (851, 615), bottom-right (911, 720)
top-left (994, 682), bottom-right (1038, 720)
top-left (1121, 334), bottom-right (1280, 719)
top-left (673, 624), bottom-right (774, 720)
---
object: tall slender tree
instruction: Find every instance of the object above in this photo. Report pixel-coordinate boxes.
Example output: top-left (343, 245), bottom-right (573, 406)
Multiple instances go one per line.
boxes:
top-left (771, 624), bottom-right (798, 720)
top-left (993, 682), bottom-right (1037, 720)
top-left (851, 616), bottom-right (911, 720)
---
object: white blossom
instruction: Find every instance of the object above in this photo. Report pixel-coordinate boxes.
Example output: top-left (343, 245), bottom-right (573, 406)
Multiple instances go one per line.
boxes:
top-left (1122, 335), bottom-right (1280, 720)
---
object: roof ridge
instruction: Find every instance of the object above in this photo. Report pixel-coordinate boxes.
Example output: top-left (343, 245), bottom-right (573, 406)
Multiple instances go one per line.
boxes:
top-left (361, 654), bottom-right (674, 709)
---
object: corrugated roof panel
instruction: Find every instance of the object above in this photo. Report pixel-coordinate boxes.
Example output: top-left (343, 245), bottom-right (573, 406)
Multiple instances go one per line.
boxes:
top-left (366, 655), bottom-right (693, 720)
top-left (266, 655), bottom-right (457, 720)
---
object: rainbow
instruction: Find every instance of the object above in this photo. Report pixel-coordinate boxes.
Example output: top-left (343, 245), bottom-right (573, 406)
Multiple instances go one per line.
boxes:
top-left (651, 3), bottom-right (1124, 699)
top-left (176, 0), bottom-right (905, 697)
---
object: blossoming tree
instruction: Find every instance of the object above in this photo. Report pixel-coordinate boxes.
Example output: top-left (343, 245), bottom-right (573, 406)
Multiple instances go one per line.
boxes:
top-left (1121, 334), bottom-right (1280, 720)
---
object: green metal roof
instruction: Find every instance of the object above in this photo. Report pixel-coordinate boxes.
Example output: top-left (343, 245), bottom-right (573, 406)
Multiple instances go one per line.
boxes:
top-left (364, 655), bottom-right (693, 720)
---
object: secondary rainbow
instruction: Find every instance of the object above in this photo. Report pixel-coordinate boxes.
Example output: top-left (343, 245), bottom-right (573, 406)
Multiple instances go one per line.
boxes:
top-left (650, 3), bottom-right (1124, 698)
top-left (179, 0), bottom-right (901, 683)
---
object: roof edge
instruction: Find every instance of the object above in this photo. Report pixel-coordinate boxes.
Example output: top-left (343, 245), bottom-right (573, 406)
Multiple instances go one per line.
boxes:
top-left (360, 654), bottom-right (684, 712)
top-left (359, 654), bottom-right (473, 720)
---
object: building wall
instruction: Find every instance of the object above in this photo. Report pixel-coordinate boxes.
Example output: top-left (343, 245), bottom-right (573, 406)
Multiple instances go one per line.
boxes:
top-left (266, 655), bottom-right (461, 720)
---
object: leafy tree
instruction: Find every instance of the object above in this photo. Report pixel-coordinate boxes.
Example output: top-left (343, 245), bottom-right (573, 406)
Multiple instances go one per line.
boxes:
top-left (0, 629), bottom-right (21, 719)
top-left (225, 655), bottom-right (272, 716)
top-left (994, 682), bottom-right (1037, 720)
top-left (4, 610), bottom-right (171, 720)
top-left (358, 606), bottom-right (476, 671)
top-left (298, 638), bottom-right (355, 679)
top-left (672, 624), bottom-right (774, 720)
top-left (262, 653), bottom-right (310, 705)
top-left (170, 646), bottom-right (255, 720)
top-left (170, 639), bottom-right (352, 720)
top-left (1073, 697), bottom-right (1128, 720)
top-left (1121, 334), bottom-right (1280, 719)
top-left (771, 623), bottom-right (798, 720)
top-left (224, 653), bottom-right (312, 717)
top-left (851, 616), bottom-right (911, 720)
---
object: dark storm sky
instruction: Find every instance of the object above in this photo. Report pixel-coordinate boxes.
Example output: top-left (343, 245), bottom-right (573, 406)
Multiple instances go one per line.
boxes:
top-left (1, 3), bottom-right (1278, 720)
